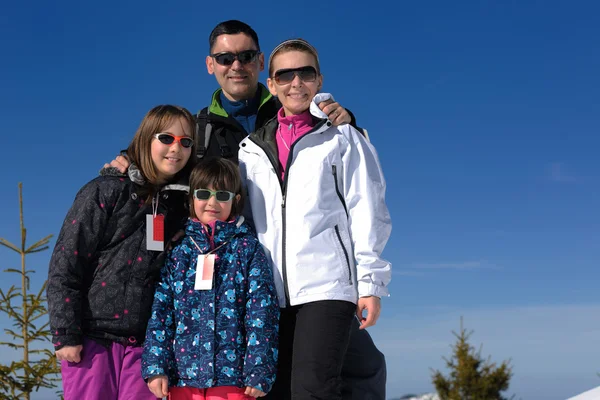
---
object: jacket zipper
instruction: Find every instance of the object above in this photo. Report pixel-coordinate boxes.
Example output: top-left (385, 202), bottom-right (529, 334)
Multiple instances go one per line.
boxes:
top-left (248, 120), bottom-right (328, 307)
top-left (123, 197), bottom-right (155, 335)
top-left (334, 225), bottom-right (352, 284)
top-left (280, 121), bottom-right (329, 306)
top-left (332, 165), bottom-right (348, 218)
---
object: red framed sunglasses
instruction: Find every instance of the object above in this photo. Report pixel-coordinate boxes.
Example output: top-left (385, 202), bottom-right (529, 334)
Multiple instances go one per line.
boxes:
top-left (153, 133), bottom-right (194, 148)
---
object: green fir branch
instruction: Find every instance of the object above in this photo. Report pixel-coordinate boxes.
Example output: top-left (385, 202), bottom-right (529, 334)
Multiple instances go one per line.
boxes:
top-left (2, 268), bottom-right (25, 276)
top-left (0, 239), bottom-right (20, 253)
top-left (25, 247), bottom-right (50, 254)
top-left (0, 342), bottom-right (20, 350)
top-left (25, 235), bottom-right (53, 253)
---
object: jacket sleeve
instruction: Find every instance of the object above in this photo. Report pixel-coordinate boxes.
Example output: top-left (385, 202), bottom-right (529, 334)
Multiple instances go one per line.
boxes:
top-left (345, 108), bottom-right (370, 141)
top-left (141, 247), bottom-right (181, 381)
top-left (47, 179), bottom-right (114, 350)
top-left (243, 238), bottom-right (279, 393)
top-left (341, 126), bottom-right (392, 298)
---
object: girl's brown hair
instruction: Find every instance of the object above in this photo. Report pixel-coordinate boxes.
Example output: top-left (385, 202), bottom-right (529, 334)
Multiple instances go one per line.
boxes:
top-left (126, 105), bottom-right (197, 191)
top-left (188, 158), bottom-right (245, 219)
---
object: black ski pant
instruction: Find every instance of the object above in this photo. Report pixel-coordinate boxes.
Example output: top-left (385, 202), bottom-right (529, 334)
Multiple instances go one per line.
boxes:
top-left (264, 299), bottom-right (386, 400)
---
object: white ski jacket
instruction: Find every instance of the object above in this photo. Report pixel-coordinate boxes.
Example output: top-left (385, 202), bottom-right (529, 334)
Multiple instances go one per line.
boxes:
top-left (238, 94), bottom-right (392, 307)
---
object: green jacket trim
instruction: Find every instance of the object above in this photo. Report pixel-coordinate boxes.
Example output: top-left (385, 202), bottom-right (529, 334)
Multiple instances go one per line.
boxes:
top-left (207, 83), bottom-right (273, 118)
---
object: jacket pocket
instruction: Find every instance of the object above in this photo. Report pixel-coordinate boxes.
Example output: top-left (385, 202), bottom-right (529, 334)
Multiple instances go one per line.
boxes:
top-left (332, 165), bottom-right (348, 218)
top-left (334, 225), bottom-right (352, 284)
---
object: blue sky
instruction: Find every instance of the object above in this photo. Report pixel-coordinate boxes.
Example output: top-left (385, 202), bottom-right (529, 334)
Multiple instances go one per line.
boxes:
top-left (1, 1), bottom-right (599, 399)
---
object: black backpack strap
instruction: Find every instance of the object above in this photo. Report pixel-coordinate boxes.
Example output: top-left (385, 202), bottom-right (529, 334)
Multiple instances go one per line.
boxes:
top-left (212, 126), bottom-right (233, 158)
top-left (195, 108), bottom-right (212, 160)
top-left (196, 107), bottom-right (235, 159)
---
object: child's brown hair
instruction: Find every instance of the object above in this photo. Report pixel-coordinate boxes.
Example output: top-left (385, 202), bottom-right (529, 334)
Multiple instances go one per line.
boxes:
top-left (188, 158), bottom-right (245, 219)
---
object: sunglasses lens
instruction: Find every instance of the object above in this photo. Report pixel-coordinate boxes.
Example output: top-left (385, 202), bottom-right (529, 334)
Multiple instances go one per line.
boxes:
top-left (215, 191), bottom-right (232, 202)
top-left (275, 70), bottom-right (295, 84)
top-left (194, 190), bottom-right (211, 200)
top-left (157, 134), bottom-right (175, 145)
top-left (215, 53), bottom-right (235, 65)
top-left (237, 50), bottom-right (257, 64)
top-left (180, 138), bottom-right (194, 148)
top-left (300, 68), bottom-right (317, 82)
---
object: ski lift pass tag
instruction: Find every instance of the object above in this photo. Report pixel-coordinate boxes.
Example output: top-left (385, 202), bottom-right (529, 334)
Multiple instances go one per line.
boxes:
top-left (195, 254), bottom-right (215, 290)
top-left (146, 214), bottom-right (164, 251)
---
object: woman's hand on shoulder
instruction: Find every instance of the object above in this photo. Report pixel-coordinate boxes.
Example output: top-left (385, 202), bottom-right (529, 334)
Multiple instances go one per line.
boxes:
top-left (245, 386), bottom-right (266, 398)
top-left (147, 375), bottom-right (169, 398)
top-left (55, 345), bottom-right (83, 363)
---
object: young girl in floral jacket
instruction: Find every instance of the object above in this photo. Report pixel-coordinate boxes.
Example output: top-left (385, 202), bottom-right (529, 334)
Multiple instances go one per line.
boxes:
top-left (142, 158), bottom-right (279, 400)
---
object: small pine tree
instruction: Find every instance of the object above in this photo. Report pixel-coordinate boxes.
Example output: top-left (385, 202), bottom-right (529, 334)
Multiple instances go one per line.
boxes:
top-left (0, 183), bottom-right (61, 400)
top-left (431, 318), bottom-right (513, 400)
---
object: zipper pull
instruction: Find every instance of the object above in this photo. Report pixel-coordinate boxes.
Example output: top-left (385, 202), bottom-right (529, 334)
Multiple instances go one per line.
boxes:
top-left (282, 193), bottom-right (286, 208)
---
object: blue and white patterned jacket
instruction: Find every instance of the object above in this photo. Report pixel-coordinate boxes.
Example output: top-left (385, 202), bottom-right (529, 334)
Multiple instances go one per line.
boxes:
top-left (141, 216), bottom-right (279, 393)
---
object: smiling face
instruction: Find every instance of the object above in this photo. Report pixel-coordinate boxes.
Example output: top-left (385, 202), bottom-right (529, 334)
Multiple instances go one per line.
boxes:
top-left (150, 117), bottom-right (192, 184)
top-left (267, 49), bottom-right (322, 116)
top-left (193, 186), bottom-right (241, 224)
top-left (206, 33), bottom-right (264, 102)
top-left (188, 158), bottom-right (245, 224)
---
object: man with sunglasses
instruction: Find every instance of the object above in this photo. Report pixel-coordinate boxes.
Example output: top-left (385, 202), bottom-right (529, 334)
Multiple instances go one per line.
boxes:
top-left (202, 21), bottom-right (387, 400)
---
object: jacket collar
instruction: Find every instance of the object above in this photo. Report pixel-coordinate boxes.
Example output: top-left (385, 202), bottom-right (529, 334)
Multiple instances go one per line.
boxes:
top-left (277, 109), bottom-right (314, 131)
top-left (252, 110), bottom-right (330, 143)
top-left (185, 216), bottom-right (247, 246)
top-left (122, 163), bottom-right (190, 193)
top-left (208, 84), bottom-right (273, 118)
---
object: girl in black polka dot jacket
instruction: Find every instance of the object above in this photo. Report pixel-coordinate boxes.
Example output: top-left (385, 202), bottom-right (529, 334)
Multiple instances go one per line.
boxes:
top-left (47, 105), bottom-right (196, 400)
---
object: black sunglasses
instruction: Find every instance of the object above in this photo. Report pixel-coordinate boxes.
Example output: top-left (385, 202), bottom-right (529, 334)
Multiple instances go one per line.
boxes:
top-left (153, 133), bottom-right (194, 148)
top-left (273, 66), bottom-right (318, 85)
top-left (211, 50), bottom-right (260, 66)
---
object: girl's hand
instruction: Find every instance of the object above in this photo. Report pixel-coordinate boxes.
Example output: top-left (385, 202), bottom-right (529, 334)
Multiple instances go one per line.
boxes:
top-left (55, 345), bottom-right (83, 363)
top-left (244, 386), bottom-right (266, 398)
top-left (147, 375), bottom-right (168, 398)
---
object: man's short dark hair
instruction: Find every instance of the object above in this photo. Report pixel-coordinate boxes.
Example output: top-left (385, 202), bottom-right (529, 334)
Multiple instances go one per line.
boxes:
top-left (209, 20), bottom-right (260, 52)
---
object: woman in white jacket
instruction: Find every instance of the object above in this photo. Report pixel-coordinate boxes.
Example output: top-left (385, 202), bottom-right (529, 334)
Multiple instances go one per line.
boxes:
top-left (238, 38), bottom-right (392, 400)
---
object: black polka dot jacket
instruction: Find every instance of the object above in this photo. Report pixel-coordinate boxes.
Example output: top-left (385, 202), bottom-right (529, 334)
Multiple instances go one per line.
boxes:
top-left (47, 171), bottom-right (189, 350)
